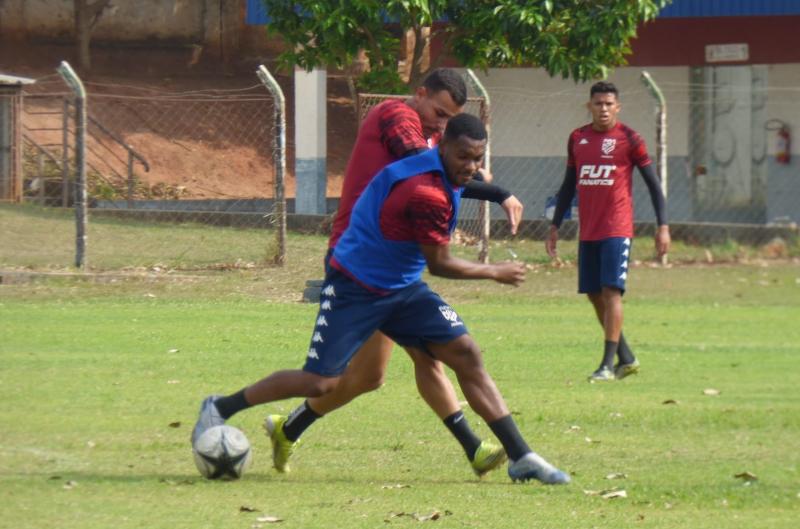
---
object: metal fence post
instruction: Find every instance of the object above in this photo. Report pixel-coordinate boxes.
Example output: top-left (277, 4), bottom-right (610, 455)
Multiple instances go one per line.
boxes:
top-left (640, 71), bottom-right (668, 199)
top-left (465, 69), bottom-right (492, 264)
top-left (256, 65), bottom-right (287, 266)
top-left (57, 61), bottom-right (88, 269)
top-left (61, 98), bottom-right (70, 208)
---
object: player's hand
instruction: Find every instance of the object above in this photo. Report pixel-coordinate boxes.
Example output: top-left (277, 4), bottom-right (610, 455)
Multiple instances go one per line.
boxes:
top-left (491, 261), bottom-right (526, 286)
top-left (655, 224), bottom-right (671, 257)
top-left (545, 225), bottom-right (559, 258)
top-left (501, 195), bottom-right (523, 235)
top-left (476, 168), bottom-right (493, 183)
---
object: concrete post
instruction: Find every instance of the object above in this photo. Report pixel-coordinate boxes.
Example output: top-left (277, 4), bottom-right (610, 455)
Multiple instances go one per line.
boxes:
top-left (294, 68), bottom-right (327, 215)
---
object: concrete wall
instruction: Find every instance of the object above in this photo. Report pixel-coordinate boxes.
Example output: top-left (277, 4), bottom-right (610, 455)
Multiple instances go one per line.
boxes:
top-left (0, 0), bottom-right (239, 49)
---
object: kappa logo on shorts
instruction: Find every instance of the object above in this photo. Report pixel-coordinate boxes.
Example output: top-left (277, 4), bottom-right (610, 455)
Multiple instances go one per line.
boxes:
top-left (601, 138), bottom-right (616, 155)
top-left (438, 305), bottom-right (463, 327)
top-left (307, 347), bottom-right (319, 360)
top-left (316, 315), bottom-right (328, 327)
top-left (321, 285), bottom-right (336, 297)
top-left (312, 331), bottom-right (324, 343)
top-left (320, 299), bottom-right (332, 310)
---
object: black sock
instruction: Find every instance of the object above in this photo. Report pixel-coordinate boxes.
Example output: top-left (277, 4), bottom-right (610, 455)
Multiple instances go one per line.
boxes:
top-left (600, 340), bottom-right (618, 370)
top-left (282, 400), bottom-right (322, 442)
top-left (488, 415), bottom-right (531, 462)
top-left (443, 411), bottom-right (482, 460)
top-left (214, 389), bottom-right (251, 420)
top-left (617, 333), bottom-right (636, 365)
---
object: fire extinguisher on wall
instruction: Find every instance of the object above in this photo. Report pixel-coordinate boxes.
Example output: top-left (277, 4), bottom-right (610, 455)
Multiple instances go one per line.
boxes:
top-left (776, 123), bottom-right (791, 165)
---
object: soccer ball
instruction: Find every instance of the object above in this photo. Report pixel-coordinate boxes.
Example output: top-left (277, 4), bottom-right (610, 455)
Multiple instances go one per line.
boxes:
top-left (192, 425), bottom-right (253, 480)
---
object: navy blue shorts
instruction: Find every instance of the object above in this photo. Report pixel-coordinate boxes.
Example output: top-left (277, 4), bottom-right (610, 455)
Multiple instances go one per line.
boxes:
top-left (302, 268), bottom-right (469, 377)
top-left (578, 237), bottom-right (631, 294)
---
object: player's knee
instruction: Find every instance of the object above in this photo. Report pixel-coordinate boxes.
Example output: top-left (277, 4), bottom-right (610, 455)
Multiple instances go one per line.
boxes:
top-left (352, 365), bottom-right (385, 393)
top-left (448, 338), bottom-right (484, 371)
top-left (306, 376), bottom-right (340, 397)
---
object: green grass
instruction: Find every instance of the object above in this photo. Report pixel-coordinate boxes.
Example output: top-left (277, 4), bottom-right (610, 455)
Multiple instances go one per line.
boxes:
top-left (2, 228), bottom-right (799, 528)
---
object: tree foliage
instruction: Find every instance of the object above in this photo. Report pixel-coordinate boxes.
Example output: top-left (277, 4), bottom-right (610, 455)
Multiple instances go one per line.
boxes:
top-left (261, 0), bottom-right (671, 90)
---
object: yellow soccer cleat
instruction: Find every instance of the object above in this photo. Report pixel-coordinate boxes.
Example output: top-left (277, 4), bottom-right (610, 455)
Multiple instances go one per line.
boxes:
top-left (264, 414), bottom-right (298, 473)
top-left (471, 441), bottom-right (507, 477)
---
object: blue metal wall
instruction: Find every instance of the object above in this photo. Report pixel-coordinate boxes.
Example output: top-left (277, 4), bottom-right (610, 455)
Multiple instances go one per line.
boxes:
top-left (246, 0), bottom-right (269, 25)
top-left (659, 0), bottom-right (800, 17)
top-left (247, 0), bottom-right (800, 25)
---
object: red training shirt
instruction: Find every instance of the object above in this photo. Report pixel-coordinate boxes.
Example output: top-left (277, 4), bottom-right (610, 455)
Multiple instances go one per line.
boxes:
top-left (567, 122), bottom-right (651, 241)
top-left (379, 173), bottom-right (453, 246)
top-left (329, 99), bottom-right (440, 248)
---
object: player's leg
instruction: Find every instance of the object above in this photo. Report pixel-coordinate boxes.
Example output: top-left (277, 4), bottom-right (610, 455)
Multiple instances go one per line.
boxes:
top-left (579, 241), bottom-right (613, 381)
top-left (276, 330), bottom-right (394, 451)
top-left (383, 285), bottom-right (566, 484)
top-left (423, 335), bottom-right (569, 485)
top-left (599, 237), bottom-right (639, 379)
top-left (192, 268), bottom-right (385, 470)
top-left (587, 291), bottom-right (637, 374)
top-left (404, 346), bottom-right (506, 476)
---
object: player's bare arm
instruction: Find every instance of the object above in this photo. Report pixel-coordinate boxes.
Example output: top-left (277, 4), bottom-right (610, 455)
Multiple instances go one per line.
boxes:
top-left (420, 243), bottom-right (525, 286)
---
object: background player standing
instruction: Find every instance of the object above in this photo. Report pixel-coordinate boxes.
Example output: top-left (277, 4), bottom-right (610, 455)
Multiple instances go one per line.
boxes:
top-left (546, 81), bottom-right (671, 382)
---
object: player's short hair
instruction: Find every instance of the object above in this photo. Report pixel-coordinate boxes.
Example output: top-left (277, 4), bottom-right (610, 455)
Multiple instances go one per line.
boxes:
top-left (423, 68), bottom-right (467, 106)
top-left (443, 113), bottom-right (487, 142)
top-left (590, 81), bottom-right (619, 99)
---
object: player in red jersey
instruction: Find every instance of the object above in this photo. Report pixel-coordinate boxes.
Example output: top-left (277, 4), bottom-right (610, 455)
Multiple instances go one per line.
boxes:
top-left (254, 69), bottom-right (523, 475)
top-left (546, 81), bottom-right (671, 382)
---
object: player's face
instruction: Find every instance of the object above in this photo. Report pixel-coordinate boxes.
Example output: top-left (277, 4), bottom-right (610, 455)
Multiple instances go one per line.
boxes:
top-left (440, 135), bottom-right (487, 187)
top-left (588, 92), bottom-right (620, 131)
top-left (415, 87), bottom-right (463, 138)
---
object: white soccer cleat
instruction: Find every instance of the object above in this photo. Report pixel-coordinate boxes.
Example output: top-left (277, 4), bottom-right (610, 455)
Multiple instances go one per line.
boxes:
top-left (508, 452), bottom-right (571, 485)
top-left (191, 395), bottom-right (225, 445)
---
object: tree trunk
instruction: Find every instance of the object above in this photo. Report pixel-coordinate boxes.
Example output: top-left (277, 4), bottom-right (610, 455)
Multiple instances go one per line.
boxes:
top-left (75, 0), bottom-right (92, 72)
top-left (74, 0), bottom-right (112, 73)
top-left (407, 26), bottom-right (430, 90)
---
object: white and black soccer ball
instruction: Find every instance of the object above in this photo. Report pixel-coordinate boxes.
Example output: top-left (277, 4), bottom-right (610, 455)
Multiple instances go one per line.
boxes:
top-left (192, 425), bottom-right (253, 480)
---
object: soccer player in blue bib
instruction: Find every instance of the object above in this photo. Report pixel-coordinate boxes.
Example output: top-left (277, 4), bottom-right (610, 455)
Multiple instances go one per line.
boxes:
top-left (192, 113), bottom-right (569, 485)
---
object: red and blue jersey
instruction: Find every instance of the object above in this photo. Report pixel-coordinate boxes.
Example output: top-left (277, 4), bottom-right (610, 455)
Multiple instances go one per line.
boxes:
top-left (329, 99), bottom-right (440, 249)
top-left (567, 122), bottom-right (651, 241)
top-left (332, 148), bottom-right (461, 291)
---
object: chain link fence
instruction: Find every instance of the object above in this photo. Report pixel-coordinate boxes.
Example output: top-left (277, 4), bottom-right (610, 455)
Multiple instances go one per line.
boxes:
top-left (5, 66), bottom-right (286, 270)
top-left (470, 67), bottom-right (799, 244)
top-left (4, 65), bottom-right (797, 272)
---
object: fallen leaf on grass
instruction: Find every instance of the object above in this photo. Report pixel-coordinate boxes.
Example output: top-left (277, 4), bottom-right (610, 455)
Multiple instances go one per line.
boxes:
top-left (662, 399), bottom-right (679, 405)
top-left (63, 480), bottom-right (78, 490)
top-left (385, 511), bottom-right (449, 522)
top-left (605, 473), bottom-right (628, 480)
top-left (166, 380), bottom-right (180, 384)
top-left (381, 483), bottom-right (410, 489)
top-left (168, 421), bottom-right (181, 428)
top-left (255, 515), bottom-right (283, 523)
top-left (734, 471), bottom-right (758, 482)
top-left (602, 490), bottom-right (628, 499)
top-left (564, 425), bottom-right (581, 433)
top-left (240, 506), bottom-right (259, 512)
top-left (167, 348), bottom-right (179, 354)
top-left (584, 488), bottom-right (627, 499)
top-left (702, 388), bottom-right (721, 396)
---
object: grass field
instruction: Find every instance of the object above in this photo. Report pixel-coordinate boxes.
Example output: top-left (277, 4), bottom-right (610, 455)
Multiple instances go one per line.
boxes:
top-left (2, 207), bottom-right (800, 528)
